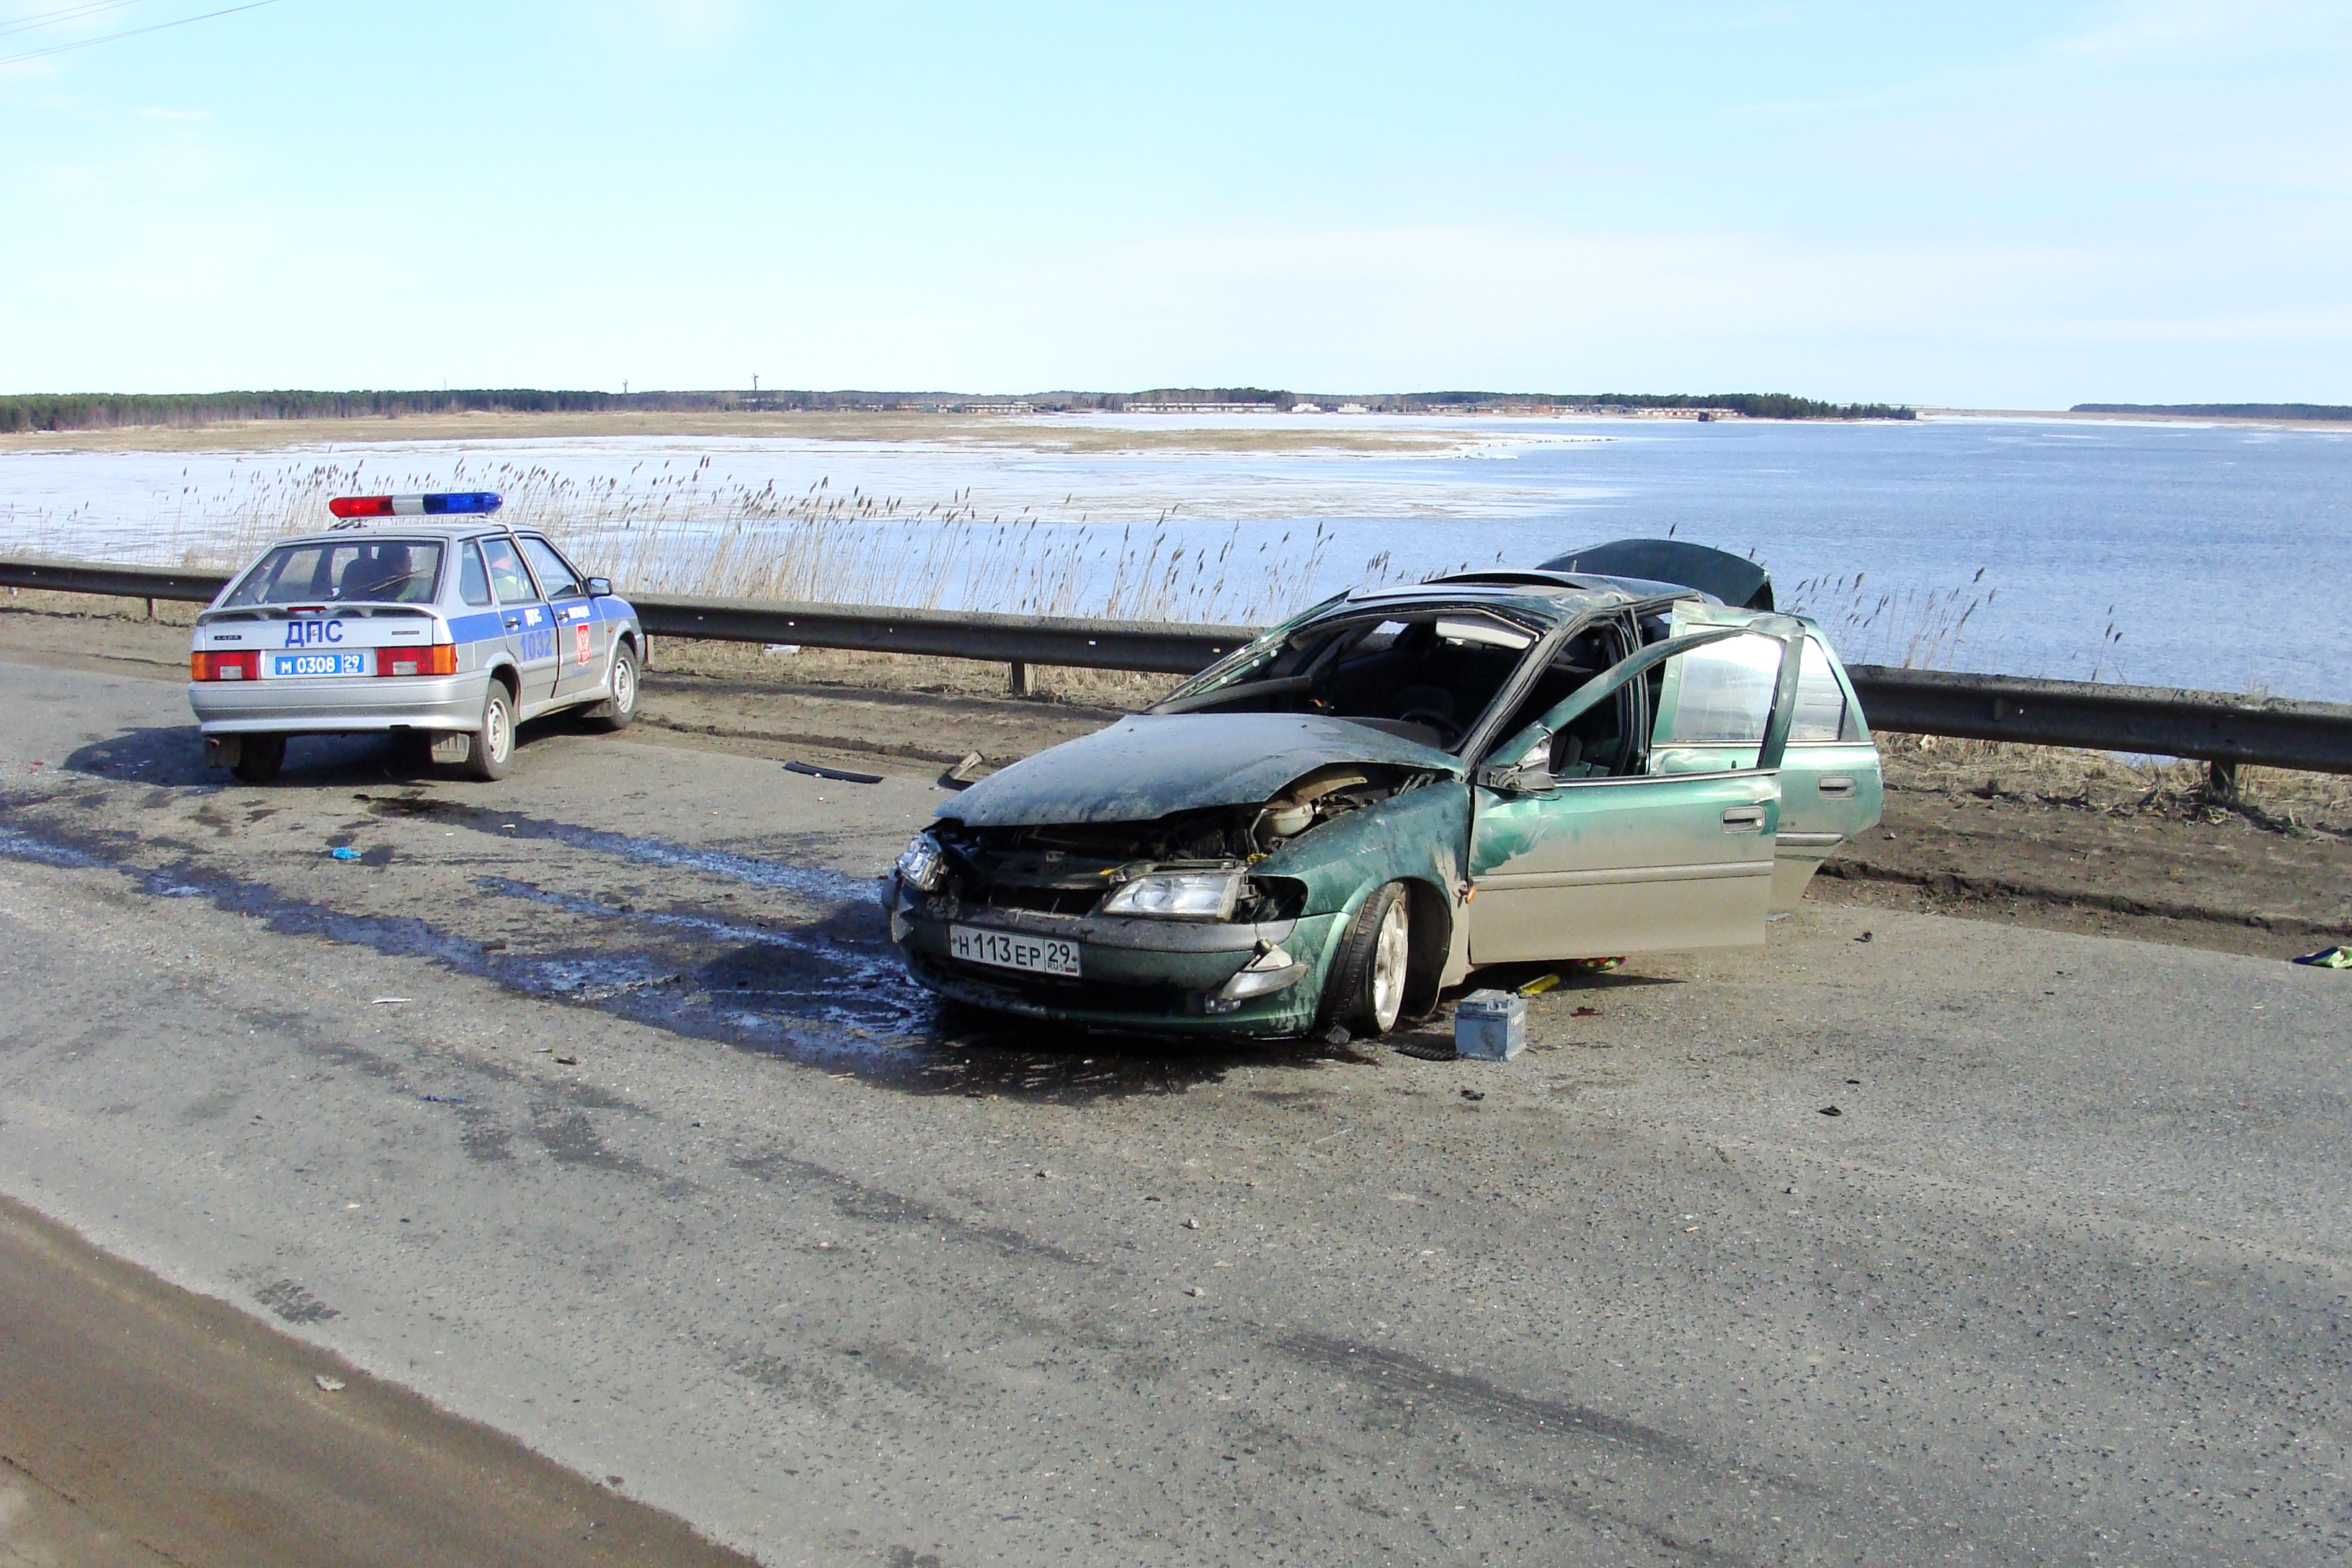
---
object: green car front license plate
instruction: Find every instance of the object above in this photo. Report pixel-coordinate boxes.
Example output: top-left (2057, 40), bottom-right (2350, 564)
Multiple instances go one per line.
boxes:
top-left (950, 925), bottom-right (1081, 978)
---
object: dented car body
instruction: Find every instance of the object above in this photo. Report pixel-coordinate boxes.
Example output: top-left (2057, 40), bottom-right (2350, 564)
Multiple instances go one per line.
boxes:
top-left (886, 549), bottom-right (1882, 1039)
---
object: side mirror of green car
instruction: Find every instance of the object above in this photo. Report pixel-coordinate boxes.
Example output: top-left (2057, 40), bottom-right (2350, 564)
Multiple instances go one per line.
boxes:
top-left (1474, 759), bottom-right (1556, 795)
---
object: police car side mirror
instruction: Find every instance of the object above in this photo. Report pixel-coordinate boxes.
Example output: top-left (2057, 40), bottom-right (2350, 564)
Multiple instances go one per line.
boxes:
top-left (586, 576), bottom-right (613, 598)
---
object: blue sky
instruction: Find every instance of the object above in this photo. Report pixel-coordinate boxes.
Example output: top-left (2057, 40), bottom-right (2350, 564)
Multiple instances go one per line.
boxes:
top-left (2, 1), bottom-right (2346, 405)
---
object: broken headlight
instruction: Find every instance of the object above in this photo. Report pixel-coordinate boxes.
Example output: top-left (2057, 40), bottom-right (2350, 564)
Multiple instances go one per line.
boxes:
top-left (1100, 867), bottom-right (1243, 921)
top-left (1201, 943), bottom-right (1306, 1012)
top-left (894, 832), bottom-right (947, 894)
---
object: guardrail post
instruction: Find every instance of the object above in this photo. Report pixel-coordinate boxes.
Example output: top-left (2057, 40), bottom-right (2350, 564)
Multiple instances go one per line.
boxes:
top-left (2207, 759), bottom-right (2239, 799)
top-left (1007, 660), bottom-right (1028, 697)
top-left (145, 597), bottom-right (154, 620)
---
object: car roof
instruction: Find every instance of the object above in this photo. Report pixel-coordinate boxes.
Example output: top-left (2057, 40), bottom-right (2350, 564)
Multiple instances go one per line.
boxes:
top-left (1337, 574), bottom-right (1704, 626)
top-left (253, 520), bottom-right (535, 548)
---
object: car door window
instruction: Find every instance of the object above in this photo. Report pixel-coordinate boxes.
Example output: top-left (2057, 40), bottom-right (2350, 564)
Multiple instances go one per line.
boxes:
top-left (1490, 622), bottom-right (1635, 778)
top-left (1788, 638), bottom-right (1851, 742)
top-left (480, 536), bottom-right (536, 605)
top-left (1657, 633), bottom-right (1782, 744)
top-left (459, 541), bottom-right (494, 607)
top-left (519, 536), bottom-right (585, 600)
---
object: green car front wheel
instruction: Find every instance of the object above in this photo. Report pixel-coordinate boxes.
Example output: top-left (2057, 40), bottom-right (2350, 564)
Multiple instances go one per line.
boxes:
top-left (1322, 881), bottom-right (1411, 1038)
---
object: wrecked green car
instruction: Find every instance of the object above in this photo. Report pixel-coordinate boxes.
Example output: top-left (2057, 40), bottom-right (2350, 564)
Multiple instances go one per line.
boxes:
top-left (886, 543), bottom-right (1883, 1038)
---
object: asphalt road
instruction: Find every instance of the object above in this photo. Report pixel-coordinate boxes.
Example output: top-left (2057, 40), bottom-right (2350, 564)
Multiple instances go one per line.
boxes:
top-left (1, 657), bottom-right (2346, 1566)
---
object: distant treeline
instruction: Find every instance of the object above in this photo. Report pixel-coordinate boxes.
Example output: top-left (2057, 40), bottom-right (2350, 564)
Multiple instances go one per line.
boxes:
top-left (0, 388), bottom-right (624, 434)
top-left (2072, 402), bottom-right (2352, 421)
top-left (0, 385), bottom-right (1914, 434)
top-left (1347, 391), bottom-right (1915, 419)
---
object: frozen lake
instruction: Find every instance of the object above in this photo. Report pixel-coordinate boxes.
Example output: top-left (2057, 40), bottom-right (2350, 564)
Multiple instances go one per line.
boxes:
top-left (2, 413), bottom-right (2345, 699)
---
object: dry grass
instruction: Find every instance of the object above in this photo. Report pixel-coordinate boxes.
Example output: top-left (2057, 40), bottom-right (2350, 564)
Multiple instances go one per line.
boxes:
top-left (1783, 569), bottom-right (2003, 670)
top-left (649, 636), bottom-right (1177, 709)
top-left (1, 455), bottom-right (1352, 628)
top-left (1881, 731), bottom-right (2352, 835)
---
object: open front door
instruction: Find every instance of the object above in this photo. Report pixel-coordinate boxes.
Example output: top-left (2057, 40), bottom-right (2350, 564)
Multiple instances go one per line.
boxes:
top-left (1466, 619), bottom-right (1805, 966)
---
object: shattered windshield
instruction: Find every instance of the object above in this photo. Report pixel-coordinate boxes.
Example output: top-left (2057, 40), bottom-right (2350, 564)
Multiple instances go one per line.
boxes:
top-left (223, 540), bottom-right (445, 607)
top-left (1152, 606), bottom-right (1541, 752)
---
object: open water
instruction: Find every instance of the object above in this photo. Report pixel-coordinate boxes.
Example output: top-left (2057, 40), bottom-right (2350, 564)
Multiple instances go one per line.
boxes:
top-left (1, 415), bottom-right (2345, 700)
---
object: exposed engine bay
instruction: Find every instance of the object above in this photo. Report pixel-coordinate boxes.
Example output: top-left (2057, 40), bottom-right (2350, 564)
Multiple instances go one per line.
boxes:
top-left (930, 763), bottom-right (1438, 921)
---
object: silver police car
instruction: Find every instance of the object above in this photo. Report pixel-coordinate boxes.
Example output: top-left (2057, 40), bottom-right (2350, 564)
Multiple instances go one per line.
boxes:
top-left (188, 492), bottom-right (645, 783)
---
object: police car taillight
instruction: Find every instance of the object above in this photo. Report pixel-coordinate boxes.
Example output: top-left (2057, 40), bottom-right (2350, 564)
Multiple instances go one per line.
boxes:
top-left (327, 491), bottom-right (502, 518)
top-left (192, 651), bottom-right (259, 681)
top-left (375, 645), bottom-right (458, 677)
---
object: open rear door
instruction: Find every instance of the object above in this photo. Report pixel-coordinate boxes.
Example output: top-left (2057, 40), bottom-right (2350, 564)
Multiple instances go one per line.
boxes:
top-left (1651, 605), bottom-right (1884, 909)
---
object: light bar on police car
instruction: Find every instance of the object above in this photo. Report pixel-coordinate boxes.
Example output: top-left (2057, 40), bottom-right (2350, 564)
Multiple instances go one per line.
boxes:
top-left (326, 491), bottom-right (502, 518)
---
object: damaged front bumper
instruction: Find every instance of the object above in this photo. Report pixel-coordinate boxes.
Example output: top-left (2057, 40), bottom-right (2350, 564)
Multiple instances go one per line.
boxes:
top-left (888, 878), bottom-right (1338, 1037)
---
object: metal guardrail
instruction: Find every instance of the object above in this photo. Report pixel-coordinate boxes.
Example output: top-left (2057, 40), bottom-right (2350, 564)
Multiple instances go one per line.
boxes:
top-left (6, 553), bottom-right (2348, 775)
top-left (633, 590), bottom-right (1252, 677)
top-left (1845, 666), bottom-right (2352, 776)
top-left (0, 556), bottom-right (231, 605)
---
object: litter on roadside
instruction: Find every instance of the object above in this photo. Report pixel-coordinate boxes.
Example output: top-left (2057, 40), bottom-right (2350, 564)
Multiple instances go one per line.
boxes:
top-left (785, 760), bottom-right (883, 785)
top-left (1517, 971), bottom-right (1561, 996)
top-left (1454, 989), bottom-right (1528, 1061)
top-left (313, 1374), bottom-right (346, 1392)
top-left (419, 1095), bottom-right (466, 1104)
top-left (327, 846), bottom-right (362, 861)
top-left (2291, 945), bottom-right (2352, 968)
top-left (370, 997), bottom-right (409, 1005)
top-left (938, 752), bottom-right (986, 790)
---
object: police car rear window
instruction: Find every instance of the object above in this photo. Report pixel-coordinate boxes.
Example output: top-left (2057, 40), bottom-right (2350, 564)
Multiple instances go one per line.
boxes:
top-left (225, 540), bottom-right (445, 607)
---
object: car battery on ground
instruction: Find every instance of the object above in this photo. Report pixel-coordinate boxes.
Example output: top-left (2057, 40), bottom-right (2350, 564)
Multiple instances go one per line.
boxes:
top-left (1453, 989), bottom-right (1527, 1060)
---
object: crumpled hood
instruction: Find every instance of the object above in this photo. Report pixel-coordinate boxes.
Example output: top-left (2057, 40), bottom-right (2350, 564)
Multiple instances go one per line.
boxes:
top-left (943, 713), bottom-right (1462, 827)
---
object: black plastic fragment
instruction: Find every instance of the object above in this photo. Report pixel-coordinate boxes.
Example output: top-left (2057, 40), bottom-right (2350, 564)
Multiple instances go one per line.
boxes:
top-left (785, 760), bottom-right (884, 785)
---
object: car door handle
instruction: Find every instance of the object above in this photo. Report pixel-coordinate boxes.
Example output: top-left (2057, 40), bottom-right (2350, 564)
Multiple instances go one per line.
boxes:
top-left (503, 615), bottom-right (520, 630)
top-left (1721, 806), bottom-right (1768, 832)
top-left (1816, 775), bottom-right (1857, 798)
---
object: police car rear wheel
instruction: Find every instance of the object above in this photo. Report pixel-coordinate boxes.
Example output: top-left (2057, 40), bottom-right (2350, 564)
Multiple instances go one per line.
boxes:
top-left (589, 643), bottom-right (638, 732)
top-left (230, 735), bottom-right (285, 785)
top-left (466, 683), bottom-right (514, 781)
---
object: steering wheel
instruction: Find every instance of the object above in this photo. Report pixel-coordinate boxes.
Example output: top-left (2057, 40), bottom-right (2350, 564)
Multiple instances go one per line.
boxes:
top-left (1395, 708), bottom-right (1462, 747)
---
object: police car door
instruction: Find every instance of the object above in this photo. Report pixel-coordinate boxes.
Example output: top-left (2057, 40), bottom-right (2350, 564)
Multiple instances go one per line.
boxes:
top-left (480, 533), bottom-right (558, 710)
top-left (517, 535), bottom-right (602, 703)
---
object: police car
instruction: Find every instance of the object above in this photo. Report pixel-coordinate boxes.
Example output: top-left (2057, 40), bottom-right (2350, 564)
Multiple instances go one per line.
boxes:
top-left (188, 492), bottom-right (646, 784)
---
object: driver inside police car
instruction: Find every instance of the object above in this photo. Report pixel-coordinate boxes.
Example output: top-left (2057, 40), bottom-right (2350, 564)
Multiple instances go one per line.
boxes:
top-left (341, 543), bottom-right (431, 603)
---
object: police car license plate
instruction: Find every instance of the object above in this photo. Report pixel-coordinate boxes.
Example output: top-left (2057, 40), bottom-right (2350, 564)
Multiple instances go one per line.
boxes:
top-left (950, 925), bottom-right (1080, 978)
top-left (272, 651), bottom-right (370, 677)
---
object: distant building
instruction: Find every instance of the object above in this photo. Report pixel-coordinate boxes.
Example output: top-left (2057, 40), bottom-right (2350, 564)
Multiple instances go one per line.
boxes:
top-left (1291, 401), bottom-right (1324, 414)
